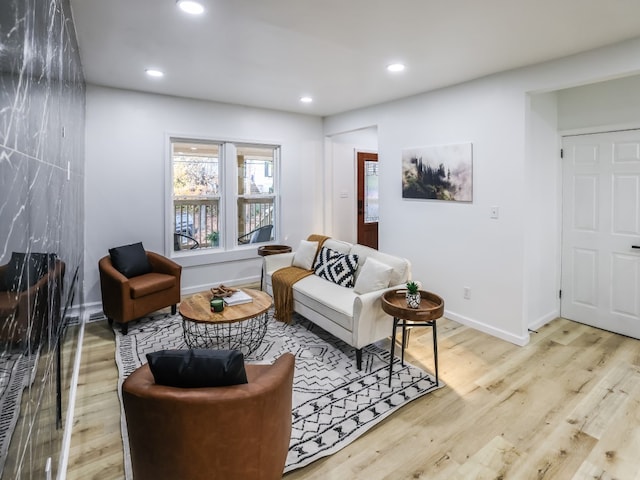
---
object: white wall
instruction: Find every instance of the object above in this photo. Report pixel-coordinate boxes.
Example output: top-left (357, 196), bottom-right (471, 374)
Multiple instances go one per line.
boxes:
top-left (324, 37), bottom-right (640, 345)
top-left (557, 74), bottom-right (640, 131)
top-left (84, 85), bottom-right (323, 308)
top-left (524, 92), bottom-right (561, 330)
top-left (326, 127), bottom-right (378, 242)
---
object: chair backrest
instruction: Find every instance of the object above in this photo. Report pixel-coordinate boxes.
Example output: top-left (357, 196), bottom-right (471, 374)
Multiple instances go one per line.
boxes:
top-left (122, 352), bottom-right (294, 480)
top-left (249, 225), bottom-right (273, 243)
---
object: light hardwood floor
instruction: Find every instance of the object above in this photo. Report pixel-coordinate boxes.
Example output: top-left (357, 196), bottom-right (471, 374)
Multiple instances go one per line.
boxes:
top-left (66, 313), bottom-right (640, 479)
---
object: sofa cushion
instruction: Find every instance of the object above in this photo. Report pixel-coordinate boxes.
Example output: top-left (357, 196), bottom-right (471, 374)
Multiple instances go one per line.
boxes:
top-left (292, 240), bottom-right (318, 270)
top-left (293, 275), bottom-right (356, 331)
top-left (354, 257), bottom-right (394, 294)
top-left (146, 349), bottom-right (248, 388)
top-left (109, 242), bottom-right (152, 278)
top-left (322, 239), bottom-right (352, 254)
top-left (129, 273), bottom-right (177, 299)
top-left (350, 244), bottom-right (410, 286)
top-left (313, 247), bottom-right (358, 288)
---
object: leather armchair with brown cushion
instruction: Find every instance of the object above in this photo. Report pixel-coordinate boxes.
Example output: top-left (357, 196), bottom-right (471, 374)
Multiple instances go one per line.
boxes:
top-left (99, 250), bottom-right (181, 334)
top-left (0, 254), bottom-right (65, 348)
top-left (122, 352), bottom-right (295, 480)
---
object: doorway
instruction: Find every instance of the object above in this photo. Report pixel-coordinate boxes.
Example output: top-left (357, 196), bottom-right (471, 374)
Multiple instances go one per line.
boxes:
top-left (357, 151), bottom-right (379, 249)
top-left (561, 129), bottom-right (640, 338)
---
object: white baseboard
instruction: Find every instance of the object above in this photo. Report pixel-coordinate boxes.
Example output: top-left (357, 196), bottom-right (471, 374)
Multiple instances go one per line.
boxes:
top-left (445, 309), bottom-right (530, 346)
top-left (180, 275), bottom-right (261, 296)
top-left (528, 310), bottom-right (560, 332)
top-left (81, 301), bottom-right (105, 323)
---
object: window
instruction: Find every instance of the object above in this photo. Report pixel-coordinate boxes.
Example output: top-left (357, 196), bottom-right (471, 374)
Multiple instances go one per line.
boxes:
top-left (171, 139), bottom-right (278, 253)
top-left (236, 145), bottom-right (277, 245)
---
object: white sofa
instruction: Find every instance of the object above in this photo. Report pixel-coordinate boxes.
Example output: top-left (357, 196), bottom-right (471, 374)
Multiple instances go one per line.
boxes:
top-left (263, 238), bottom-right (411, 369)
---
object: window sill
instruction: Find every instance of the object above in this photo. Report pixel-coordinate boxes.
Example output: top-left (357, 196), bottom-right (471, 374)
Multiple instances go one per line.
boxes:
top-left (171, 245), bottom-right (263, 268)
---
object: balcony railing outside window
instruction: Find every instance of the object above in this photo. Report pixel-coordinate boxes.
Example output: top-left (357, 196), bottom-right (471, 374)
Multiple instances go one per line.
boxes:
top-left (237, 198), bottom-right (274, 243)
top-left (174, 199), bottom-right (219, 249)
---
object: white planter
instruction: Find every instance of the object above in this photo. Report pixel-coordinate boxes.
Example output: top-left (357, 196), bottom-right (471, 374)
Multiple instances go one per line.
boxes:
top-left (406, 292), bottom-right (421, 309)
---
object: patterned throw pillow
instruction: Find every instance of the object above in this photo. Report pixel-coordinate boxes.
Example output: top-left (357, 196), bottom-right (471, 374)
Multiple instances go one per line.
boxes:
top-left (313, 247), bottom-right (359, 288)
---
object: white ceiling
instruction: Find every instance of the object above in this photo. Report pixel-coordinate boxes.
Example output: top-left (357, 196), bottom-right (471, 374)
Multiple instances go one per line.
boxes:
top-left (69, 0), bottom-right (640, 116)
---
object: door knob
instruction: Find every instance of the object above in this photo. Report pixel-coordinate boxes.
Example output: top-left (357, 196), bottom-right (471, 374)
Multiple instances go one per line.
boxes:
top-left (633, 245), bottom-right (640, 249)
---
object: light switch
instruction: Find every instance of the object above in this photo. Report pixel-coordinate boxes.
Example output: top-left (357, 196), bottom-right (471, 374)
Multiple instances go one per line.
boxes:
top-left (490, 206), bottom-right (499, 219)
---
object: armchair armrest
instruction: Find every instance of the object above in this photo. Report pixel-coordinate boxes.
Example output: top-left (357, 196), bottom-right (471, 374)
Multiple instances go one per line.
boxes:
top-left (99, 256), bottom-right (129, 284)
top-left (98, 256), bottom-right (132, 320)
top-left (146, 251), bottom-right (182, 278)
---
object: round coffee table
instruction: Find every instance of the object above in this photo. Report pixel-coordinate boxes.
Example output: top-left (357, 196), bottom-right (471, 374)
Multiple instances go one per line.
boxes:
top-left (381, 289), bottom-right (444, 387)
top-left (180, 288), bottom-right (273, 355)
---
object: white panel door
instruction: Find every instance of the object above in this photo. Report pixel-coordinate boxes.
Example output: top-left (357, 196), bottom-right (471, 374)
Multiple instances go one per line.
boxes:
top-left (561, 130), bottom-right (640, 338)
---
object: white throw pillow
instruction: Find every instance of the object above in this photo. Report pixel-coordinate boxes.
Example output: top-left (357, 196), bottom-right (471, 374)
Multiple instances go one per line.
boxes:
top-left (292, 240), bottom-right (318, 270)
top-left (354, 257), bottom-right (393, 294)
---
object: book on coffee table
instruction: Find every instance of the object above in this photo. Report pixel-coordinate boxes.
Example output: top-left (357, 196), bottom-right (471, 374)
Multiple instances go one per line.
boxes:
top-left (223, 290), bottom-right (253, 306)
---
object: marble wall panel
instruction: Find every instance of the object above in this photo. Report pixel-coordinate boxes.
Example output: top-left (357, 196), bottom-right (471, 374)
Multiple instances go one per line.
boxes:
top-left (0, 147), bottom-right (29, 259)
top-left (0, 0), bottom-right (85, 477)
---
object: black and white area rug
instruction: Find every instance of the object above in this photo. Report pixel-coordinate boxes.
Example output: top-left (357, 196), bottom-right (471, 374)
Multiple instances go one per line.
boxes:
top-left (0, 351), bottom-right (38, 476)
top-left (115, 311), bottom-right (443, 477)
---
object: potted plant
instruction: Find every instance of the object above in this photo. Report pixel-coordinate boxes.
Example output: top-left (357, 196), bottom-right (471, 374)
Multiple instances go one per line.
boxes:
top-left (406, 281), bottom-right (421, 308)
top-left (207, 231), bottom-right (219, 247)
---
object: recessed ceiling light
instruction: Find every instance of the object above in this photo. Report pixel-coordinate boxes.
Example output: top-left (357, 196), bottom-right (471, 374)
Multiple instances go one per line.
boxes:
top-left (387, 63), bottom-right (405, 73)
top-left (177, 0), bottom-right (205, 15)
top-left (145, 68), bottom-right (164, 77)
top-left (300, 96), bottom-right (313, 103)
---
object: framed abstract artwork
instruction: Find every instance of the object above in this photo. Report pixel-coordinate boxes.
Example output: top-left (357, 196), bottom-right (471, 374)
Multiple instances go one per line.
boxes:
top-left (402, 142), bottom-right (473, 202)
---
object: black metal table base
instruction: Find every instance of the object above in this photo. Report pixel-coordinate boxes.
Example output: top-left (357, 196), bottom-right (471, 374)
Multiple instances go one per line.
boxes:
top-left (183, 313), bottom-right (269, 355)
top-left (389, 317), bottom-right (438, 387)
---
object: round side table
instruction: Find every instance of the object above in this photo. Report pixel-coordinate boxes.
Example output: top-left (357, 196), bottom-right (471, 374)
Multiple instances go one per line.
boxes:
top-left (257, 245), bottom-right (292, 290)
top-left (381, 289), bottom-right (444, 387)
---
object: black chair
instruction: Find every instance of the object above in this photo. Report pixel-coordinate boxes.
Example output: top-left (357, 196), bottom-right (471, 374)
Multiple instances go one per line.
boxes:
top-left (173, 233), bottom-right (200, 251)
top-left (238, 225), bottom-right (273, 244)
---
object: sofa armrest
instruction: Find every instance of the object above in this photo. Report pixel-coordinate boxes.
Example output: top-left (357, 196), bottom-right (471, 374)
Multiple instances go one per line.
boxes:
top-left (352, 283), bottom-right (409, 348)
top-left (353, 288), bottom-right (389, 321)
top-left (263, 252), bottom-right (295, 274)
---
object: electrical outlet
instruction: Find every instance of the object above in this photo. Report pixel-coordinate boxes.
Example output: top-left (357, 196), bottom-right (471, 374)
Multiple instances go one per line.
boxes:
top-left (463, 287), bottom-right (471, 300)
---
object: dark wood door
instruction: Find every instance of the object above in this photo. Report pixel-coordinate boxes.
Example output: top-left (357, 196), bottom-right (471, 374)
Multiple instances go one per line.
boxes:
top-left (357, 151), bottom-right (379, 249)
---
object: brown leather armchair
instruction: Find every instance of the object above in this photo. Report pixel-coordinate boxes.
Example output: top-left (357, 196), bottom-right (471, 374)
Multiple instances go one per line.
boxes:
top-left (122, 352), bottom-right (295, 480)
top-left (0, 255), bottom-right (65, 348)
top-left (98, 251), bottom-right (181, 334)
